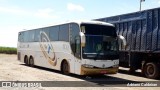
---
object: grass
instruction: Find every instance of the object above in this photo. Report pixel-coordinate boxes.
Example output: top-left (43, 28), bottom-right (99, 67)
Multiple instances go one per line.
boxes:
top-left (0, 46), bottom-right (17, 54)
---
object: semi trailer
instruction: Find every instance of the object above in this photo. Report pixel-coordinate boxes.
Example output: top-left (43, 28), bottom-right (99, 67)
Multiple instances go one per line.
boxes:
top-left (95, 7), bottom-right (160, 79)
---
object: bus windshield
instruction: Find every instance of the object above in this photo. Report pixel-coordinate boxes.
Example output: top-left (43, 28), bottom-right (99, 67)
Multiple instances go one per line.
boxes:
top-left (81, 24), bottom-right (119, 60)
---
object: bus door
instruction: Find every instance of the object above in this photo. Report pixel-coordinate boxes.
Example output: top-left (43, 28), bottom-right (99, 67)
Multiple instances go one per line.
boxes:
top-left (74, 37), bottom-right (81, 74)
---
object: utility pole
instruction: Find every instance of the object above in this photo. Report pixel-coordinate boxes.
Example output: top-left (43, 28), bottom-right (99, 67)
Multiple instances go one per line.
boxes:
top-left (140, 0), bottom-right (145, 11)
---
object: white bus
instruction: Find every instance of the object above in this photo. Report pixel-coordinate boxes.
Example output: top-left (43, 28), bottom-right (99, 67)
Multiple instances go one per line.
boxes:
top-left (17, 21), bottom-right (126, 75)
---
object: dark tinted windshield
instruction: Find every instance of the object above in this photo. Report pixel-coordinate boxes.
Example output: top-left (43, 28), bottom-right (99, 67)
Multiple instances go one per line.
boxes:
top-left (81, 24), bottom-right (119, 60)
top-left (81, 24), bottom-right (117, 37)
top-left (83, 35), bottom-right (118, 53)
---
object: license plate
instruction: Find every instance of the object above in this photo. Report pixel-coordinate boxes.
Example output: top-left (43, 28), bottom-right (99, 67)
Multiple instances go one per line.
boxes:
top-left (100, 71), bottom-right (107, 74)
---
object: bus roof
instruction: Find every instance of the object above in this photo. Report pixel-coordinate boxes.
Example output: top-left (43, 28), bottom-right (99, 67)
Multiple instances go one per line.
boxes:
top-left (21, 21), bottom-right (114, 32)
top-left (75, 20), bottom-right (114, 26)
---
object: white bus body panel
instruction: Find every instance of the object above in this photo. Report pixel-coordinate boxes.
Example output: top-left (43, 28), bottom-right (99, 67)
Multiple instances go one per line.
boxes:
top-left (18, 41), bottom-right (81, 74)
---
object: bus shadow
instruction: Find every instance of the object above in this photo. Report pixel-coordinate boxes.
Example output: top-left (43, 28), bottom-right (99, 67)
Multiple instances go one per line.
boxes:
top-left (20, 64), bottom-right (62, 74)
top-left (118, 68), bottom-right (160, 80)
top-left (72, 75), bottom-right (143, 87)
top-left (20, 64), bottom-right (143, 86)
top-left (118, 69), bottom-right (143, 77)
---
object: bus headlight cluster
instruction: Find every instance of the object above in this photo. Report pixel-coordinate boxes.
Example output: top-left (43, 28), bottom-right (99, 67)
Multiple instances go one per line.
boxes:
top-left (113, 61), bottom-right (119, 67)
top-left (83, 64), bottom-right (94, 68)
top-left (114, 61), bottom-right (119, 65)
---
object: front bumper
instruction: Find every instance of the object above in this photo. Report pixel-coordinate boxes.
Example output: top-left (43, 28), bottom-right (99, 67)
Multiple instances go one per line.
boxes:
top-left (80, 66), bottom-right (119, 75)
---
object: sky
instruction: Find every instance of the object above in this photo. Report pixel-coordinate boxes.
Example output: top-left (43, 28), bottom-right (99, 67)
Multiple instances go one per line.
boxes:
top-left (0, 0), bottom-right (160, 47)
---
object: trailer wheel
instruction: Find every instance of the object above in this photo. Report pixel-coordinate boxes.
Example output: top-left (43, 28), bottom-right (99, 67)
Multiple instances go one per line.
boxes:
top-left (61, 60), bottom-right (70, 75)
top-left (29, 57), bottom-right (34, 67)
top-left (24, 56), bottom-right (29, 65)
top-left (144, 62), bottom-right (160, 79)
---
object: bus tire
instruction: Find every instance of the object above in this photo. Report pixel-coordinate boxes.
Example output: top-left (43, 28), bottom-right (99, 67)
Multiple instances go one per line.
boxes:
top-left (29, 56), bottom-right (34, 67)
top-left (61, 60), bottom-right (70, 75)
top-left (24, 56), bottom-right (29, 65)
top-left (144, 62), bottom-right (160, 79)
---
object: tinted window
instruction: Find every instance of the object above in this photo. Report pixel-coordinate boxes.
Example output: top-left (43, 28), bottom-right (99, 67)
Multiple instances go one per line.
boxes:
top-left (34, 29), bottom-right (42, 42)
top-left (49, 26), bottom-right (59, 41)
top-left (59, 24), bottom-right (69, 41)
top-left (43, 28), bottom-right (49, 37)
top-left (70, 23), bottom-right (80, 54)
top-left (81, 24), bottom-right (117, 37)
top-left (18, 32), bottom-right (24, 42)
top-left (71, 23), bottom-right (79, 41)
top-left (23, 31), bottom-right (29, 42)
top-left (41, 28), bottom-right (50, 42)
top-left (28, 30), bottom-right (35, 42)
top-left (34, 28), bottom-right (49, 42)
top-left (75, 37), bottom-right (81, 58)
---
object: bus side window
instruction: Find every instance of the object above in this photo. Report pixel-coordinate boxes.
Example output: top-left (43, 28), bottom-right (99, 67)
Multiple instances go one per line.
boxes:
top-left (23, 31), bottom-right (29, 42)
top-left (75, 37), bottom-right (81, 59)
top-left (59, 24), bottom-right (69, 42)
top-left (28, 30), bottom-right (35, 42)
top-left (34, 29), bottom-right (40, 42)
top-left (18, 32), bottom-right (24, 42)
top-left (70, 23), bottom-right (80, 56)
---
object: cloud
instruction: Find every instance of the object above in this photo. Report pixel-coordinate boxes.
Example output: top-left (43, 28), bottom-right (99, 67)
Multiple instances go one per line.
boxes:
top-left (67, 3), bottom-right (84, 12)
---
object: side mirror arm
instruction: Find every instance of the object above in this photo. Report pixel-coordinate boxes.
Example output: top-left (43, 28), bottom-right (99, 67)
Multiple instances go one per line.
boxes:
top-left (79, 32), bottom-right (86, 47)
top-left (118, 35), bottom-right (127, 49)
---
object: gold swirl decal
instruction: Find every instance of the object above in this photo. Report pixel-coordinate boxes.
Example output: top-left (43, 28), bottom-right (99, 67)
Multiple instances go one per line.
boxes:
top-left (39, 31), bottom-right (57, 66)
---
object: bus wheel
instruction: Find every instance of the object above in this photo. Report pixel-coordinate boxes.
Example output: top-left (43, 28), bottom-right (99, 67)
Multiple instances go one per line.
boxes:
top-left (24, 56), bottom-right (29, 65)
top-left (29, 57), bottom-right (34, 67)
top-left (144, 62), bottom-right (160, 79)
top-left (61, 60), bottom-right (70, 75)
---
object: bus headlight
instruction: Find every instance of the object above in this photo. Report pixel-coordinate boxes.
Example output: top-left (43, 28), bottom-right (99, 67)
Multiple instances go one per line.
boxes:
top-left (113, 61), bottom-right (119, 67)
top-left (83, 64), bottom-right (94, 68)
top-left (114, 61), bottom-right (119, 65)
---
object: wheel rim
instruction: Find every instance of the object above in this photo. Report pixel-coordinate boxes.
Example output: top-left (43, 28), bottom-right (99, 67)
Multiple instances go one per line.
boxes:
top-left (30, 58), bottom-right (34, 66)
top-left (146, 64), bottom-right (155, 76)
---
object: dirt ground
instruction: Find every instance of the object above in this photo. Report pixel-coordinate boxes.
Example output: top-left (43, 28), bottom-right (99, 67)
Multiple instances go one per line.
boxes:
top-left (0, 54), bottom-right (160, 90)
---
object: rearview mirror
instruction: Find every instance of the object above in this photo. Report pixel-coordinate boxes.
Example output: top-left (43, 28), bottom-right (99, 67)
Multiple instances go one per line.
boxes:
top-left (118, 35), bottom-right (127, 49)
top-left (79, 32), bottom-right (86, 47)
